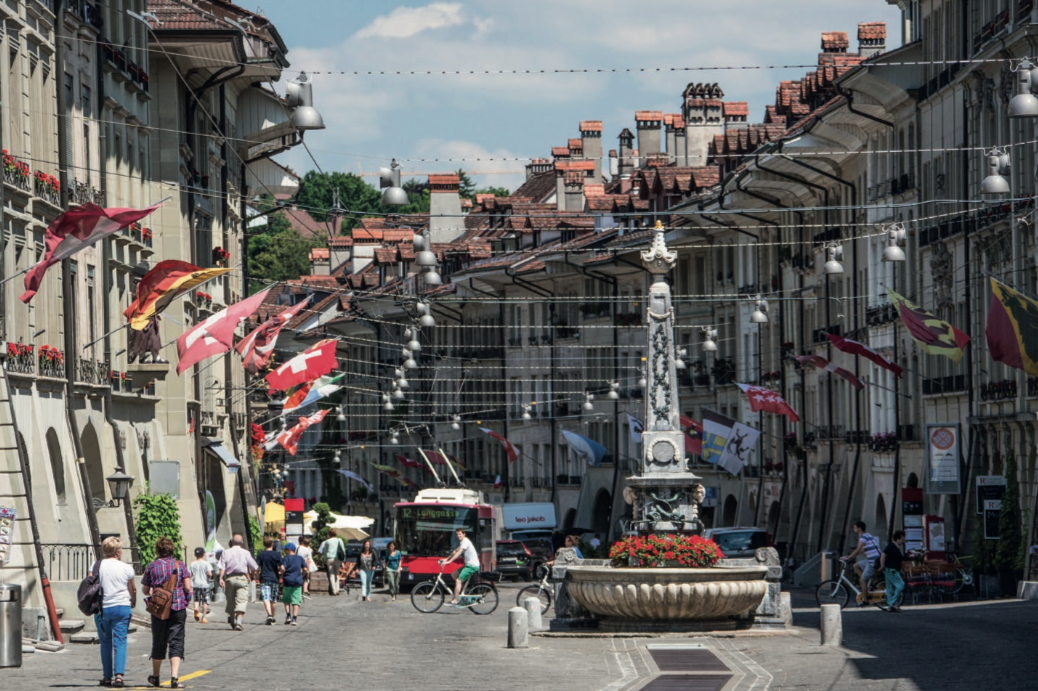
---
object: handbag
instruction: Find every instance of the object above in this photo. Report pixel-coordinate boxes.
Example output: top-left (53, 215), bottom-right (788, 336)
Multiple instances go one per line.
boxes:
top-left (146, 562), bottom-right (180, 621)
top-left (76, 561), bottom-right (104, 616)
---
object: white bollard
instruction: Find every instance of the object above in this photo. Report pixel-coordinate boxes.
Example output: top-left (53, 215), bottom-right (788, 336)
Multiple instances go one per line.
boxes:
top-left (507, 607), bottom-right (529, 648)
top-left (820, 603), bottom-right (842, 646)
top-left (780, 592), bottom-right (793, 628)
top-left (523, 597), bottom-right (543, 632)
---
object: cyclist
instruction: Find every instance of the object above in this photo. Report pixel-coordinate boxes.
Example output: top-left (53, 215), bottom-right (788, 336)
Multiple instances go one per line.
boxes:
top-left (841, 521), bottom-right (882, 606)
top-left (439, 528), bottom-right (480, 607)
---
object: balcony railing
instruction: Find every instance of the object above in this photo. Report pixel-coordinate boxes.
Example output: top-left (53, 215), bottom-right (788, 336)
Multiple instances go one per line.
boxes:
top-left (922, 375), bottom-right (966, 395)
top-left (41, 543), bottom-right (97, 582)
top-left (1020, 0), bottom-right (1035, 23)
top-left (816, 424), bottom-right (846, 441)
top-left (980, 379), bottom-right (1018, 401)
top-left (3, 153), bottom-right (31, 192)
top-left (33, 171), bottom-right (60, 205)
top-left (5, 342), bottom-right (35, 375)
top-left (37, 347), bottom-right (65, 378)
top-left (70, 178), bottom-right (105, 206)
top-left (866, 304), bottom-right (897, 326)
top-left (76, 358), bottom-right (109, 385)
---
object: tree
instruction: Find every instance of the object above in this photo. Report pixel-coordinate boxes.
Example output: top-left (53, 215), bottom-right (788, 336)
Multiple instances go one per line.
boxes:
top-left (246, 211), bottom-right (322, 294)
top-left (474, 185), bottom-right (512, 198)
top-left (996, 453), bottom-right (1024, 572)
top-left (310, 502), bottom-right (336, 556)
top-left (295, 171), bottom-right (431, 233)
top-left (456, 168), bottom-right (477, 199)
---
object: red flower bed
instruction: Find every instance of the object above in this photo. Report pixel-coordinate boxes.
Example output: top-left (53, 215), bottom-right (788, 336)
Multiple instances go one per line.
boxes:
top-left (609, 534), bottom-right (724, 568)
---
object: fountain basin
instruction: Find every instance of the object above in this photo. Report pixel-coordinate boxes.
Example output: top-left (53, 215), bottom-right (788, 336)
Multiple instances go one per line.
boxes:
top-left (565, 564), bottom-right (768, 632)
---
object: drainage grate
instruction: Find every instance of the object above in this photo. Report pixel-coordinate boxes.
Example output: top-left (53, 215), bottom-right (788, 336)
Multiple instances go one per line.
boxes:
top-left (647, 645), bottom-right (730, 673)
top-left (640, 675), bottom-right (732, 691)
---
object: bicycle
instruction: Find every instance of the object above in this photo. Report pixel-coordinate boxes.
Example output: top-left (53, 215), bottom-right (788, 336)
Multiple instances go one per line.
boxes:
top-left (944, 553), bottom-right (974, 595)
top-left (410, 566), bottom-right (500, 615)
top-left (515, 562), bottom-right (552, 614)
top-left (815, 559), bottom-right (891, 609)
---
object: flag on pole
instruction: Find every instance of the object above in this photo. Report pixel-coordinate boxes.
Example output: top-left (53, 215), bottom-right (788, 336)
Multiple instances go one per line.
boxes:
top-left (334, 469), bottom-right (374, 494)
top-left (626, 414), bottom-right (644, 444)
top-left (888, 287), bottom-right (970, 363)
top-left (716, 422), bottom-right (760, 476)
top-left (371, 464), bottom-right (418, 489)
top-left (987, 278), bottom-right (1038, 376)
top-left (275, 409), bottom-right (329, 456)
top-left (560, 430), bottom-right (608, 466)
top-left (395, 454), bottom-right (428, 471)
top-left (794, 354), bottom-right (865, 391)
top-left (493, 475), bottom-right (503, 489)
top-left (124, 260), bottom-right (231, 330)
top-left (282, 373), bottom-right (345, 414)
top-left (20, 202), bottom-right (163, 303)
top-left (679, 414), bottom-right (703, 456)
top-left (736, 383), bottom-right (800, 423)
top-left (825, 332), bottom-right (903, 378)
top-left (175, 289), bottom-right (272, 374)
top-left (479, 427), bottom-right (519, 462)
top-left (701, 409), bottom-right (735, 465)
top-left (265, 339), bottom-right (338, 391)
top-left (236, 297), bottom-right (311, 374)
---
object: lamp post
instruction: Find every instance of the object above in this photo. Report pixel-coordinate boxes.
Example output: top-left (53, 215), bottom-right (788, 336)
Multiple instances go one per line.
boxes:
top-left (103, 471), bottom-right (135, 508)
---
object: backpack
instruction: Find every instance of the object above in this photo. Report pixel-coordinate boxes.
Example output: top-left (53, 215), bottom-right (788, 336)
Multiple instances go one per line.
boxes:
top-left (77, 561), bottom-right (104, 616)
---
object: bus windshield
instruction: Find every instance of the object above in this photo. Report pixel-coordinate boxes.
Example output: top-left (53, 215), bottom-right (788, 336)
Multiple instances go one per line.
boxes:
top-left (395, 504), bottom-right (479, 556)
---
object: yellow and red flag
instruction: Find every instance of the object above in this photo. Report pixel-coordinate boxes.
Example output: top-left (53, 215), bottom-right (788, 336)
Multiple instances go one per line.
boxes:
top-left (124, 260), bottom-right (230, 330)
top-left (987, 278), bottom-right (1038, 375)
top-left (887, 287), bottom-right (970, 363)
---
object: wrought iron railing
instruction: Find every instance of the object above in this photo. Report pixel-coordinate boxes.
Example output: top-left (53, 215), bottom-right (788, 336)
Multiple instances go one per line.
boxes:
top-left (40, 543), bottom-right (97, 582)
top-left (77, 358), bottom-right (109, 385)
top-left (69, 178), bottom-right (105, 206)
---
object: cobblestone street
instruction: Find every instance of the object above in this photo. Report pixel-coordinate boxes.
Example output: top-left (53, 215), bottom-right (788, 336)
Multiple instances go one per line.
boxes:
top-left (7, 585), bottom-right (1037, 690)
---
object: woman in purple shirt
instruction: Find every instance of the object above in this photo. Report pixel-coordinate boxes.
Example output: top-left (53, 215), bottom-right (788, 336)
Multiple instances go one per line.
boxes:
top-left (141, 537), bottom-right (192, 689)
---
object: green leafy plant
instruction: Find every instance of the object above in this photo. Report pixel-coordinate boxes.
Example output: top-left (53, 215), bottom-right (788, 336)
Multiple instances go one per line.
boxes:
top-left (310, 502), bottom-right (335, 551)
top-left (132, 485), bottom-right (184, 566)
top-left (248, 514), bottom-right (262, 552)
top-left (609, 534), bottom-right (724, 568)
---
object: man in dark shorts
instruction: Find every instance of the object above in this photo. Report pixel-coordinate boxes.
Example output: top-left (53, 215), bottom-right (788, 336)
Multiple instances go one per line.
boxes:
top-left (881, 530), bottom-right (908, 612)
top-left (255, 536), bottom-right (283, 625)
top-left (280, 544), bottom-right (308, 625)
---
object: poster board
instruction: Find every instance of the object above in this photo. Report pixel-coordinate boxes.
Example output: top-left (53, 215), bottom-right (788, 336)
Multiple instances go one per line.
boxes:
top-left (284, 497), bottom-right (305, 537)
top-left (901, 488), bottom-right (924, 552)
top-left (976, 476), bottom-right (1007, 515)
top-left (923, 514), bottom-right (946, 560)
top-left (0, 506), bottom-right (15, 566)
top-left (925, 423), bottom-right (961, 494)
top-left (984, 500), bottom-right (1002, 540)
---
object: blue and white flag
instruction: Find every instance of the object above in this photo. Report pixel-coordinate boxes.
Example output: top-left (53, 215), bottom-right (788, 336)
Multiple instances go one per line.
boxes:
top-left (701, 408), bottom-right (736, 465)
top-left (626, 414), bottom-right (644, 444)
top-left (335, 469), bottom-right (373, 494)
top-left (561, 430), bottom-right (609, 466)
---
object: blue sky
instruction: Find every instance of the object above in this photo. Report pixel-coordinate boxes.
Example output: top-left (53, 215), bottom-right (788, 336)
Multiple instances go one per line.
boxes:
top-left (257, 1), bottom-right (903, 190)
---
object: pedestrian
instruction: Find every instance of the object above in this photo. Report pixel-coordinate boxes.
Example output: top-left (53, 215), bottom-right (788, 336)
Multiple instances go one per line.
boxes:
top-left (141, 538), bottom-right (192, 689)
top-left (95, 536), bottom-right (136, 688)
top-left (280, 543), bottom-right (308, 625)
top-left (255, 536), bottom-right (283, 625)
top-left (385, 540), bottom-right (402, 601)
top-left (188, 547), bottom-right (212, 624)
top-left (297, 536), bottom-right (315, 600)
top-left (218, 535), bottom-right (258, 630)
top-left (590, 534), bottom-right (602, 550)
top-left (356, 538), bottom-right (378, 602)
top-left (562, 535), bottom-right (584, 559)
top-left (881, 530), bottom-right (908, 613)
top-left (318, 529), bottom-right (346, 596)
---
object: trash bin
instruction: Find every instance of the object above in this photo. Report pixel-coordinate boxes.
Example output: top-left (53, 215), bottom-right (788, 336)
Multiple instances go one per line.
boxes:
top-left (0, 584), bottom-right (22, 668)
top-left (819, 551), bottom-right (834, 583)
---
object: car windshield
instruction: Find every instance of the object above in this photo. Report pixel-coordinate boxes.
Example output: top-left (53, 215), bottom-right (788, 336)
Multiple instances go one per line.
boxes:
top-left (497, 543), bottom-right (526, 556)
top-left (711, 531), bottom-right (767, 553)
top-left (395, 505), bottom-right (478, 556)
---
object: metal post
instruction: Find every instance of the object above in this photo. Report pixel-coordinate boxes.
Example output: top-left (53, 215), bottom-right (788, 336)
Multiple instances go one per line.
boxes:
top-left (817, 275), bottom-right (835, 553)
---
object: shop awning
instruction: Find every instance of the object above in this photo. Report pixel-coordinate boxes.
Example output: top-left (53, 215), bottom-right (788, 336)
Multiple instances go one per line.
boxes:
top-left (202, 438), bottom-right (241, 473)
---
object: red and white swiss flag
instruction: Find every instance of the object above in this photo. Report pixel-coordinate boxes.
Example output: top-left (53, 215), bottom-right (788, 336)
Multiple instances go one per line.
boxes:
top-left (175, 289), bottom-right (271, 374)
top-left (276, 409), bottom-right (329, 456)
top-left (236, 297), bottom-right (311, 375)
top-left (265, 338), bottom-right (338, 391)
top-left (736, 383), bottom-right (800, 423)
top-left (826, 333), bottom-right (903, 378)
top-left (21, 202), bottom-right (163, 303)
top-left (480, 427), bottom-right (519, 462)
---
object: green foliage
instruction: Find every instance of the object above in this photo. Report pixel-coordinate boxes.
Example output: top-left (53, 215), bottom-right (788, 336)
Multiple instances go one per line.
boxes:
top-left (246, 209), bottom-right (323, 295)
top-left (996, 454), bottom-right (1024, 571)
top-left (133, 485), bottom-right (184, 566)
top-left (248, 514), bottom-right (262, 552)
top-left (294, 171), bottom-right (430, 234)
top-left (310, 502), bottom-right (335, 550)
top-left (475, 185), bottom-right (512, 198)
top-left (456, 169), bottom-right (477, 198)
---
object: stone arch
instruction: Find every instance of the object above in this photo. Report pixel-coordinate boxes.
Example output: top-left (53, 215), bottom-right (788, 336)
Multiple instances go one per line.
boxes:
top-left (591, 489), bottom-right (611, 534)
top-left (907, 473), bottom-right (919, 489)
top-left (874, 494), bottom-right (888, 541)
top-left (80, 423), bottom-right (106, 503)
top-left (722, 494), bottom-right (738, 526)
top-left (45, 428), bottom-right (67, 504)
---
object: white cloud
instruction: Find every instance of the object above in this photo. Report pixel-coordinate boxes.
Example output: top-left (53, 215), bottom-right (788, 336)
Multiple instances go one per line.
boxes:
top-left (354, 3), bottom-right (468, 40)
top-left (410, 139), bottom-right (526, 191)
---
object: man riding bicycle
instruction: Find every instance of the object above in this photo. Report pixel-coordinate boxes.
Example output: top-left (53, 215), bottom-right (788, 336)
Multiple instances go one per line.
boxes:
top-left (439, 528), bottom-right (480, 607)
top-left (841, 520), bottom-right (882, 607)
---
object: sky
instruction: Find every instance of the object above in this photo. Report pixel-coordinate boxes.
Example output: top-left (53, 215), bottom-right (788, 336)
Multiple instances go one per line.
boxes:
top-left (256, 1), bottom-right (904, 191)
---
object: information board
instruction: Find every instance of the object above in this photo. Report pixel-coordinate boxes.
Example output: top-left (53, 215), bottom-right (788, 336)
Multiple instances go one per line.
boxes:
top-left (901, 488), bottom-right (924, 551)
top-left (976, 476), bottom-right (1007, 515)
top-left (984, 499), bottom-right (1002, 540)
top-left (925, 423), bottom-right (961, 494)
top-left (284, 497), bottom-right (305, 537)
top-left (0, 506), bottom-right (14, 566)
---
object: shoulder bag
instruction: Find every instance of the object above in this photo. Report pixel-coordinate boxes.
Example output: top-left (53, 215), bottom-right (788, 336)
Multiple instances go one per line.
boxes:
top-left (146, 561), bottom-right (180, 621)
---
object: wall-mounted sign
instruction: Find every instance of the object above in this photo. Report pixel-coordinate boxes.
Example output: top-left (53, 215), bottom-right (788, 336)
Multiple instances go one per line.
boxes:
top-left (984, 499), bottom-right (1002, 540)
top-left (284, 497), bottom-right (305, 537)
top-left (0, 506), bottom-right (15, 566)
top-left (976, 476), bottom-right (1007, 515)
top-left (925, 423), bottom-right (961, 494)
top-left (701, 487), bottom-right (718, 508)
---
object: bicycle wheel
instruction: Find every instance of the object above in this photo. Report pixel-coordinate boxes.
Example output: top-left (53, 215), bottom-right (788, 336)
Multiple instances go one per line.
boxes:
top-left (410, 581), bottom-right (445, 613)
top-left (516, 584), bottom-right (551, 615)
top-left (815, 579), bottom-right (850, 608)
top-left (467, 583), bottom-right (499, 615)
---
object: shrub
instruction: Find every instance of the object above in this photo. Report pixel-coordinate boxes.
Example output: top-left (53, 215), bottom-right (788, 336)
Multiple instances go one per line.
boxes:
top-left (610, 534), bottom-right (724, 568)
top-left (133, 486), bottom-right (183, 566)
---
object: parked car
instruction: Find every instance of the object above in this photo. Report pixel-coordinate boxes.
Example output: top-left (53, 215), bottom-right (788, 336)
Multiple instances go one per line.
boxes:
top-left (702, 527), bottom-right (771, 560)
top-left (495, 540), bottom-right (536, 581)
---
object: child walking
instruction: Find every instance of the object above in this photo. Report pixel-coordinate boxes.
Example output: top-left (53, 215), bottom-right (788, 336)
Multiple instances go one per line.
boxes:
top-left (189, 547), bottom-right (213, 624)
top-left (280, 543), bottom-right (308, 626)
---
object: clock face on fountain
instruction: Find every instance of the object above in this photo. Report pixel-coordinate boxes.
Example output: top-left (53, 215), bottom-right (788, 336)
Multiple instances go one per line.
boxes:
top-left (649, 439), bottom-right (677, 465)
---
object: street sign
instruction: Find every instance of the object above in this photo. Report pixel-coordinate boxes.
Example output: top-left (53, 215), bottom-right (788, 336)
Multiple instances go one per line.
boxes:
top-left (925, 423), bottom-right (961, 494)
top-left (976, 476), bottom-right (1007, 515)
top-left (284, 497), bottom-right (305, 537)
top-left (984, 499), bottom-right (1002, 540)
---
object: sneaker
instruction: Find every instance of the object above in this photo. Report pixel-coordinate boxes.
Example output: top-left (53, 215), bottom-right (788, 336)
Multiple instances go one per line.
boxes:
top-left (857, 600), bottom-right (868, 608)
top-left (201, 617), bottom-right (208, 625)
top-left (194, 610), bottom-right (200, 622)
top-left (291, 618), bottom-right (298, 626)
top-left (266, 616), bottom-right (274, 626)
top-left (285, 616), bottom-right (292, 625)
top-left (303, 593), bottom-right (311, 600)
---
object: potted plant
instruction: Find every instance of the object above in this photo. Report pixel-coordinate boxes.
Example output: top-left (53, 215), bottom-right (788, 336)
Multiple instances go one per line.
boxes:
top-left (609, 534), bottom-right (724, 568)
top-left (212, 246), bottom-right (230, 266)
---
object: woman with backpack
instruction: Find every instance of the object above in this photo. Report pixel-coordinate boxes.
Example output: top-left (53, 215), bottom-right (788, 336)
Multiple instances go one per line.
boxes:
top-left (140, 537), bottom-right (192, 689)
top-left (94, 536), bottom-right (137, 688)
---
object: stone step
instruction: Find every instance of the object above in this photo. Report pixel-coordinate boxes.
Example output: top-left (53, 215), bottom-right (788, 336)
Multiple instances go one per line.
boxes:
top-left (68, 623), bottom-right (137, 645)
top-left (59, 619), bottom-right (86, 634)
top-left (55, 608), bottom-right (64, 618)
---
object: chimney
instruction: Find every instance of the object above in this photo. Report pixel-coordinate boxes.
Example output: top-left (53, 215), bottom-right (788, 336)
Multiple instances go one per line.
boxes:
top-left (608, 149), bottom-right (618, 178)
top-left (563, 171), bottom-right (585, 212)
top-left (428, 173), bottom-right (463, 244)
top-left (568, 138), bottom-right (583, 158)
top-left (634, 111), bottom-right (663, 159)
top-left (551, 145), bottom-right (571, 163)
top-left (723, 102), bottom-right (749, 129)
top-left (525, 157), bottom-right (552, 180)
top-left (673, 118), bottom-right (687, 166)
top-left (857, 22), bottom-right (886, 58)
top-left (683, 83), bottom-right (725, 166)
top-left (820, 31), bottom-right (849, 54)
top-left (579, 120), bottom-right (603, 180)
top-left (617, 129), bottom-right (635, 179)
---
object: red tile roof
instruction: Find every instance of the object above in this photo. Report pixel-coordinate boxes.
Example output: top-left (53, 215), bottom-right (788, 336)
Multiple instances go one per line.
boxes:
top-left (328, 237), bottom-right (353, 248)
top-left (724, 102), bottom-right (749, 117)
top-left (511, 170), bottom-right (557, 204)
top-left (428, 174), bottom-right (460, 191)
top-left (552, 146), bottom-right (571, 158)
top-left (555, 160), bottom-right (596, 172)
top-left (584, 184), bottom-right (605, 197)
top-left (579, 120), bottom-right (603, 132)
top-left (821, 31), bottom-right (849, 52)
top-left (309, 248), bottom-right (329, 261)
top-left (568, 138), bottom-right (583, 150)
top-left (858, 22), bottom-right (886, 41)
top-left (635, 111), bottom-right (663, 121)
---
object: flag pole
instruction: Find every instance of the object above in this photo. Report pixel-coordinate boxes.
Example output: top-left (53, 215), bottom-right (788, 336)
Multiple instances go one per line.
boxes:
top-left (0, 267), bottom-right (30, 287)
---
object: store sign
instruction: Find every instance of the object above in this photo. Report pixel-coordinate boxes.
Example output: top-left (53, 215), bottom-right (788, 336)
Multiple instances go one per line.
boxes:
top-left (501, 503), bottom-right (557, 531)
top-left (984, 500), bottom-right (1002, 540)
top-left (976, 476), bottom-right (1007, 515)
top-left (284, 497), bottom-right (305, 537)
top-left (0, 506), bottom-right (15, 566)
top-left (925, 423), bottom-right (961, 494)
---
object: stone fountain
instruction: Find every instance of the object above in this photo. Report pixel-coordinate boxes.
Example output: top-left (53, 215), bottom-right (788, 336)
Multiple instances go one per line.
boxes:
top-left (559, 221), bottom-right (770, 633)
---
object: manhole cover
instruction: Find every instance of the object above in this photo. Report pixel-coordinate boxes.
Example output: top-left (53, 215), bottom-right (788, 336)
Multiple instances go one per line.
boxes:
top-left (640, 675), bottom-right (731, 691)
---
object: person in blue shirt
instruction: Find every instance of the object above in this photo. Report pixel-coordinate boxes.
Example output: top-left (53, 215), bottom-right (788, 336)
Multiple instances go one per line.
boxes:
top-left (255, 537), bottom-right (283, 626)
top-left (385, 541), bottom-right (403, 601)
top-left (280, 544), bottom-right (308, 626)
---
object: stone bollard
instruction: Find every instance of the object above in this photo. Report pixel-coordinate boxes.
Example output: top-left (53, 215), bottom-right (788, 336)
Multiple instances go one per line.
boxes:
top-left (523, 597), bottom-right (543, 633)
top-left (820, 603), bottom-right (842, 646)
top-left (780, 592), bottom-right (793, 628)
top-left (507, 607), bottom-right (529, 648)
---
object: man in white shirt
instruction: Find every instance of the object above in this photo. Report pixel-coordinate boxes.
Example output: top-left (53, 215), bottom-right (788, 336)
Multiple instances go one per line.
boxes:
top-left (318, 530), bottom-right (346, 596)
top-left (440, 528), bottom-right (480, 606)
